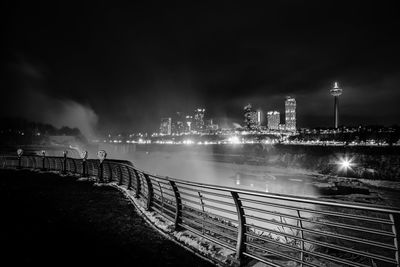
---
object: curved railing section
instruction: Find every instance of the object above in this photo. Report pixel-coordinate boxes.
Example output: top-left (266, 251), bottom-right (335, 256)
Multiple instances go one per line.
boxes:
top-left (1, 154), bottom-right (400, 267)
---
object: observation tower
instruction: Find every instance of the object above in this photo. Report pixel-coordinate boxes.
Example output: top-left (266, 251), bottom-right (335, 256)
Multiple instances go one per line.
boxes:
top-left (330, 82), bottom-right (343, 129)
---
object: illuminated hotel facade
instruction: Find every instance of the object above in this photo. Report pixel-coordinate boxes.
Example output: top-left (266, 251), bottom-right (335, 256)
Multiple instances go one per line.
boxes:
top-left (160, 117), bottom-right (172, 135)
top-left (194, 108), bottom-right (205, 132)
top-left (244, 104), bottom-right (258, 130)
top-left (285, 96), bottom-right (296, 131)
top-left (267, 111), bottom-right (280, 130)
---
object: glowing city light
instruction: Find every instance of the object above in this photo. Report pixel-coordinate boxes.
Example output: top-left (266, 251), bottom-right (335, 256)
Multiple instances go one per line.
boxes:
top-left (183, 139), bottom-right (194, 145)
top-left (228, 136), bottom-right (241, 144)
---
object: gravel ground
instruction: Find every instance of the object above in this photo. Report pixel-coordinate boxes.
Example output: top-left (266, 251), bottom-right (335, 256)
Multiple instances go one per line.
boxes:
top-left (0, 169), bottom-right (214, 266)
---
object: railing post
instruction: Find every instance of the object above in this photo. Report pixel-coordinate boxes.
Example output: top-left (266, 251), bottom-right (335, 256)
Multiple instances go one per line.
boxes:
top-left (118, 165), bottom-right (123, 185)
top-left (297, 210), bottom-right (305, 267)
top-left (81, 151), bottom-right (88, 177)
top-left (198, 192), bottom-right (206, 234)
top-left (158, 181), bottom-right (164, 213)
top-left (133, 169), bottom-right (141, 198)
top-left (390, 213), bottom-right (400, 267)
top-left (82, 159), bottom-right (87, 177)
top-left (27, 156), bottom-right (32, 168)
top-left (143, 173), bottom-right (153, 211)
top-left (31, 156), bottom-right (37, 169)
top-left (169, 181), bottom-right (182, 231)
top-left (98, 161), bottom-right (104, 182)
top-left (72, 159), bottom-right (77, 174)
top-left (231, 192), bottom-right (246, 262)
top-left (126, 166), bottom-right (132, 189)
top-left (62, 150), bottom-right (67, 174)
top-left (108, 162), bottom-right (113, 182)
top-left (17, 149), bottom-right (23, 169)
top-left (97, 150), bottom-right (107, 183)
top-left (41, 150), bottom-right (46, 171)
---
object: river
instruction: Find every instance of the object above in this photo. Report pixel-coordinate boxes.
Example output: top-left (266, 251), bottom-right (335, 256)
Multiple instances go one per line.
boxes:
top-left (95, 143), bottom-right (320, 197)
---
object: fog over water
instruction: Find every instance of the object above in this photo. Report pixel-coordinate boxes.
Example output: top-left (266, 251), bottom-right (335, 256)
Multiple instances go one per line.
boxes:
top-left (97, 143), bottom-right (317, 197)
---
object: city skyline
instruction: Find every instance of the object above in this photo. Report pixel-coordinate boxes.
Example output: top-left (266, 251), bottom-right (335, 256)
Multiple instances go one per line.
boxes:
top-left (159, 95), bottom-right (296, 135)
top-left (2, 2), bottom-right (400, 136)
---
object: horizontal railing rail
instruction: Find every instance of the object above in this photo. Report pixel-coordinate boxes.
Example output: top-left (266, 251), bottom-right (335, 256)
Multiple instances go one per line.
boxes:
top-left (1, 153), bottom-right (399, 267)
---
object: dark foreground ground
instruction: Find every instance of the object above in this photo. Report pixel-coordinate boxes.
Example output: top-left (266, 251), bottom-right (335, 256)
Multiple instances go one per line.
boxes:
top-left (0, 169), bottom-right (214, 266)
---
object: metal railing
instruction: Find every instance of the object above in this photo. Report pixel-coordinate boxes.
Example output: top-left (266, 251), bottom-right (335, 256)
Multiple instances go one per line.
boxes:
top-left (1, 153), bottom-right (400, 267)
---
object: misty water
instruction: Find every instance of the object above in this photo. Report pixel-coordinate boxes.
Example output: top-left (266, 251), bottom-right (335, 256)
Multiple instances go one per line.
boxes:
top-left (96, 143), bottom-right (318, 197)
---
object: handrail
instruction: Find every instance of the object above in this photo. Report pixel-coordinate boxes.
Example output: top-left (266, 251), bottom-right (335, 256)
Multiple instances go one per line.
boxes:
top-left (107, 158), bottom-right (400, 214)
top-left (1, 153), bottom-right (400, 267)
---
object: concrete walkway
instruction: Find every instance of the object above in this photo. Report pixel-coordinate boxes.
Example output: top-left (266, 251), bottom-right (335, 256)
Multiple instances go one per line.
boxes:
top-left (0, 170), bottom-right (215, 266)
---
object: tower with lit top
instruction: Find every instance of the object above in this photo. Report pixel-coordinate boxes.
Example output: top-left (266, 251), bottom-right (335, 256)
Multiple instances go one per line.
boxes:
top-left (330, 82), bottom-right (343, 129)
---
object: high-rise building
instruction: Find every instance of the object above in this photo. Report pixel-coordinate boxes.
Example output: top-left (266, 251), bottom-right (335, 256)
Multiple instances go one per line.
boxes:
top-left (330, 82), bottom-right (343, 129)
top-left (185, 115), bottom-right (193, 133)
top-left (285, 96), bottom-right (296, 131)
top-left (194, 108), bottom-right (205, 132)
top-left (160, 117), bottom-right (172, 135)
top-left (205, 119), bottom-right (219, 131)
top-left (267, 111), bottom-right (280, 130)
top-left (172, 112), bottom-right (185, 135)
top-left (244, 104), bottom-right (258, 130)
top-left (256, 111), bottom-right (262, 126)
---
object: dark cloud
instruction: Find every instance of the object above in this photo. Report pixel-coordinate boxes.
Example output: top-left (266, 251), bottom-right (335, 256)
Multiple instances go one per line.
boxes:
top-left (1, 1), bottom-right (400, 133)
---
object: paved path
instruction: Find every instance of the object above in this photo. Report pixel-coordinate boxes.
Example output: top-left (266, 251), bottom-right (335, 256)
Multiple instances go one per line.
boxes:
top-left (0, 170), bottom-right (215, 266)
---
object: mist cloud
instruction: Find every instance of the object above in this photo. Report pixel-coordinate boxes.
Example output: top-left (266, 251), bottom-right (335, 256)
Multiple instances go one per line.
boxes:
top-left (1, 59), bottom-right (99, 139)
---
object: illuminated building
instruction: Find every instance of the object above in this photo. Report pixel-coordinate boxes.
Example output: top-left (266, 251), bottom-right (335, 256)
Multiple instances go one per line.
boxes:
top-left (244, 104), bottom-right (258, 130)
top-left (172, 112), bottom-right (185, 134)
top-left (194, 108), bottom-right (205, 132)
top-left (205, 119), bottom-right (219, 131)
top-left (185, 115), bottom-right (193, 133)
top-left (285, 96), bottom-right (296, 131)
top-left (174, 121), bottom-right (185, 134)
top-left (205, 119), bottom-right (213, 126)
top-left (256, 111), bottom-right (262, 126)
top-left (330, 82), bottom-right (343, 129)
top-left (267, 111), bottom-right (280, 130)
top-left (160, 117), bottom-right (172, 135)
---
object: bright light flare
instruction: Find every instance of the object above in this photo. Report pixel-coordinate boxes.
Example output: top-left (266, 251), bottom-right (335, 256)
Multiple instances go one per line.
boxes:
top-left (336, 156), bottom-right (356, 173)
top-left (341, 159), bottom-right (351, 168)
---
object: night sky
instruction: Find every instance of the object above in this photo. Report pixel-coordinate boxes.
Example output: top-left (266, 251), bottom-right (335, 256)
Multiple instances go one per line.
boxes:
top-left (2, 1), bottom-right (400, 136)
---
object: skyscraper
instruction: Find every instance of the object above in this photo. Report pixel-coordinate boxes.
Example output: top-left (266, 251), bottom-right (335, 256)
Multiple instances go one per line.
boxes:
top-left (330, 82), bottom-right (343, 129)
top-left (244, 104), bottom-right (258, 130)
top-left (160, 117), bottom-right (172, 135)
top-left (194, 108), bottom-right (205, 132)
top-left (256, 110), bottom-right (262, 126)
top-left (285, 96), bottom-right (296, 131)
top-left (172, 112), bottom-right (185, 134)
top-left (267, 111), bottom-right (280, 130)
top-left (185, 115), bottom-right (193, 134)
top-left (205, 119), bottom-right (219, 131)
